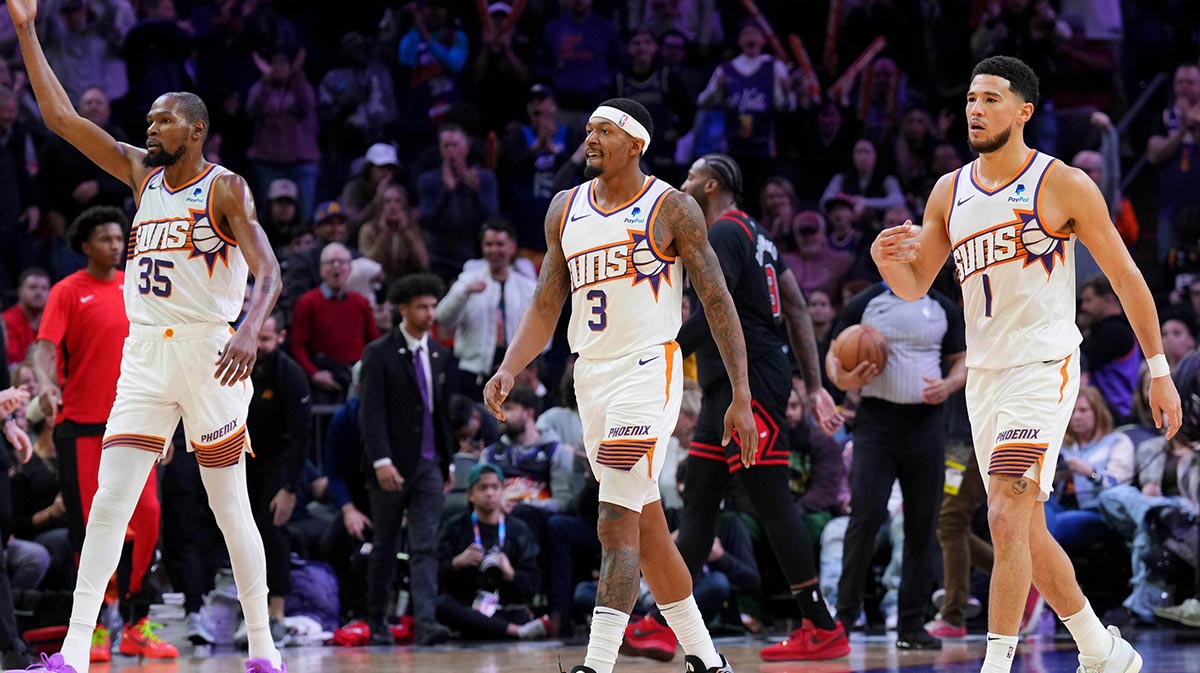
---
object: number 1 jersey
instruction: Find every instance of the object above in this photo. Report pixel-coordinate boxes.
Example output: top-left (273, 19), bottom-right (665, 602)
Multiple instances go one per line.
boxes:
top-left (125, 165), bottom-right (249, 326)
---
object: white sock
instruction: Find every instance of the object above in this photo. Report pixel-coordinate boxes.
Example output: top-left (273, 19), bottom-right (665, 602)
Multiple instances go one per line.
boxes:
top-left (199, 457), bottom-right (281, 668)
top-left (583, 607), bottom-right (629, 673)
top-left (1060, 599), bottom-right (1111, 658)
top-left (60, 446), bottom-right (160, 673)
top-left (659, 594), bottom-right (722, 669)
top-left (981, 633), bottom-right (1019, 673)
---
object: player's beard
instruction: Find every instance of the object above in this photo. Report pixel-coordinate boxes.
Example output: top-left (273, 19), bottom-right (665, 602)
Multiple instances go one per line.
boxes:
top-left (143, 143), bottom-right (187, 168)
top-left (967, 124), bottom-right (1012, 154)
top-left (583, 164), bottom-right (604, 179)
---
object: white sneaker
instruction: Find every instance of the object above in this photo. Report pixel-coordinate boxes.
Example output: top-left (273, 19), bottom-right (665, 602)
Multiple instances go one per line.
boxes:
top-left (186, 612), bottom-right (216, 646)
top-left (1076, 626), bottom-right (1142, 673)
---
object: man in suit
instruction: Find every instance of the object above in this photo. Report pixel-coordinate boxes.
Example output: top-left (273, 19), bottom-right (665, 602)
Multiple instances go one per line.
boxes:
top-left (360, 273), bottom-right (458, 646)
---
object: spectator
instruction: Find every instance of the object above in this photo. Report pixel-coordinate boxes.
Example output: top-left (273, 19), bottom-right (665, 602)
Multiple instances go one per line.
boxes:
top-left (359, 273), bottom-right (457, 646)
top-left (316, 32), bottom-right (398, 175)
top-left (481, 385), bottom-right (578, 521)
top-left (781, 210), bottom-right (852, 300)
top-left (281, 201), bottom-right (350, 322)
top-left (758, 176), bottom-right (799, 243)
top-left (289, 242), bottom-right (380, 403)
top-left (790, 99), bottom-right (857, 204)
top-left (500, 85), bottom-right (579, 251)
top-left (35, 0), bottom-right (125, 107)
top-left (436, 462), bottom-right (550, 641)
top-left (629, 0), bottom-right (722, 49)
top-left (396, 1), bottom-right (469, 145)
top-left (446, 393), bottom-right (486, 507)
top-left (357, 182), bottom-right (428, 281)
top-left (0, 376), bottom-right (35, 668)
top-left (1079, 274), bottom-right (1140, 424)
top-left (890, 108), bottom-right (939, 196)
top-left (471, 2), bottom-right (534, 134)
top-left (1163, 313), bottom-right (1197, 371)
top-left (417, 124), bottom-right (500, 281)
top-left (3, 268), bottom-right (49, 368)
top-left (823, 194), bottom-right (863, 256)
top-left (245, 45), bottom-right (320, 222)
top-left (339, 142), bottom-right (403, 228)
top-left (0, 86), bottom-right (39, 300)
top-left (261, 178), bottom-right (303, 251)
top-left (1047, 386), bottom-right (1133, 554)
top-left (437, 220), bottom-right (541, 400)
top-left (826, 281), bottom-right (967, 650)
top-left (820, 138), bottom-right (905, 229)
top-left (787, 386), bottom-right (848, 526)
top-left (539, 0), bottom-right (622, 114)
top-left (245, 312), bottom-right (312, 644)
top-left (1148, 63), bottom-right (1200, 262)
top-left (536, 364), bottom-right (584, 458)
top-left (615, 26), bottom-right (695, 185)
top-left (120, 0), bottom-right (194, 132)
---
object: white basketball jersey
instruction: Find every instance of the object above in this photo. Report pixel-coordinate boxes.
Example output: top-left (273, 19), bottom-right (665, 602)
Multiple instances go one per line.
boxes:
top-left (560, 176), bottom-right (682, 359)
top-left (947, 150), bottom-right (1082, 369)
top-left (125, 165), bottom-right (249, 326)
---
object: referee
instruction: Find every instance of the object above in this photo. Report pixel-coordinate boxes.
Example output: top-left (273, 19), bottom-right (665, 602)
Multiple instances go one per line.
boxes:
top-left (826, 280), bottom-right (966, 650)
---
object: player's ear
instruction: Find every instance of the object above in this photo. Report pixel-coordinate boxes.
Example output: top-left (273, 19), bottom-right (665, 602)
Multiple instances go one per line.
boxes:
top-left (1018, 101), bottom-right (1034, 124)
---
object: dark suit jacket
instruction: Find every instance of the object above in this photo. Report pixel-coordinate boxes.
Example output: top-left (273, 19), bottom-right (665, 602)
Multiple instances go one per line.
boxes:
top-left (359, 328), bottom-right (457, 481)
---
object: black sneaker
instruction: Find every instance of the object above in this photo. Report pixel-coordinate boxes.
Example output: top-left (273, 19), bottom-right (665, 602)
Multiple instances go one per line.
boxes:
top-left (684, 653), bottom-right (734, 672)
top-left (414, 621), bottom-right (451, 646)
top-left (368, 620), bottom-right (395, 646)
top-left (897, 630), bottom-right (942, 650)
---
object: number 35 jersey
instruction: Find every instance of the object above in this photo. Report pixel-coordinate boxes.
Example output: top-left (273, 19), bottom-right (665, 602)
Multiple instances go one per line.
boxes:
top-left (946, 150), bottom-right (1081, 370)
top-left (125, 165), bottom-right (249, 327)
top-left (559, 176), bottom-right (682, 360)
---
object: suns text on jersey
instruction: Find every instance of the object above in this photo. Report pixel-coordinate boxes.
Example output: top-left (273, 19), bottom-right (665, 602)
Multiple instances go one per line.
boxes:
top-left (567, 242), bottom-right (634, 292)
top-left (133, 217), bottom-right (193, 255)
top-left (951, 224), bottom-right (1023, 282)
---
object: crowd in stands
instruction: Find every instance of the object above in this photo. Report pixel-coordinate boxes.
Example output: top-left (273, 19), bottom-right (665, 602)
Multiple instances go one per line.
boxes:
top-left (0, 0), bottom-right (1199, 658)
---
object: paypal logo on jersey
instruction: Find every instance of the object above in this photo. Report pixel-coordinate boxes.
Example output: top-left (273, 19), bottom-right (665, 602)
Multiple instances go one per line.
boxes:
top-left (623, 206), bottom-right (644, 225)
top-left (186, 187), bottom-right (205, 204)
top-left (1007, 183), bottom-right (1030, 204)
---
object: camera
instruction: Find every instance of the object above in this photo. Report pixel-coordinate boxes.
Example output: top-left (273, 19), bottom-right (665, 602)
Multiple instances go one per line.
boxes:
top-left (479, 546), bottom-right (504, 589)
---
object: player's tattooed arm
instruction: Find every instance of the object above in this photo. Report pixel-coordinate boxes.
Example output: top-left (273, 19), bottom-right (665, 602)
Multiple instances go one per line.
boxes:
top-left (661, 191), bottom-right (750, 397)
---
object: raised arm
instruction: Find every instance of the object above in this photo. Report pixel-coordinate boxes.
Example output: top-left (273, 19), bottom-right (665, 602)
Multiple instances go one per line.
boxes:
top-left (870, 171), bottom-right (954, 301)
top-left (661, 191), bottom-right (758, 462)
top-left (484, 190), bottom-right (572, 419)
top-left (211, 172), bottom-right (282, 386)
top-left (8, 0), bottom-right (144, 187)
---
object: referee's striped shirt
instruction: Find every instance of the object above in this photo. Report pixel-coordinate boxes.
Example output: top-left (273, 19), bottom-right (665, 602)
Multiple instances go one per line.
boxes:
top-left (831, 283), bottom-right (965, 405)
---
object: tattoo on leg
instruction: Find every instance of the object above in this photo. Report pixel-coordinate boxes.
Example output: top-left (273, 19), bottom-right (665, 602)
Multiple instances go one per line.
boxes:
top-left (1012, 479), bottom-right (1028, 495)
top-left (595, 547), bottom-right (641, 610)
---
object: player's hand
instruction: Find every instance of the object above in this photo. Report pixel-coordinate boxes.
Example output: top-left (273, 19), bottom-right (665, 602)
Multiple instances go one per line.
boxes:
top-left (6, 0), bottom-right (37, 27)
top-left (1149, 374), bottom-right (1182, 439)
top-left (725, 394), bottom-right (758, 468)
top-left (0, 387), bottom-right (30, 416)
top-left (3, 422), bottom-right (32, 464)
top-left (342, 504), bottom-right (373, 540)
top-left (214, 329), bottom-right (257, 386)
top-left (375, 463), bottom-right (405, 492)
top-left (270, 488), bottom-right (297, 526)
top-left (871, 222), bottom-right (920, 267)
top-left (920, 376), bottom-right (952, 405)
top-left (484, 369), bottom-right (515, 420)
top-left (809, 387), bottom-right (844, 435)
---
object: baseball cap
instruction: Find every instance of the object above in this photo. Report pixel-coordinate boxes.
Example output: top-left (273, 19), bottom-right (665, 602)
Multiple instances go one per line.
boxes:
top-left (268, 179), bottom-right (298, 201)
top-left (488, 2), bottom-right (512, 15)
top-left (794, 210), bottom-right (824, 234)
top-left (468, 462), bottom-right (505, 490)
top-left (825, 193), bottom-right (854, 211)
top-left (364, 143), bottom-right (399, 167)
top-left (313, 201), bottom-right (347, 224)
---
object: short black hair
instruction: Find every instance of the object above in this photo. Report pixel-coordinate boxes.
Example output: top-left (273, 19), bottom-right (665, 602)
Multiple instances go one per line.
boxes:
top-left (1079, 273), bottom-right (1115, 299)
top-left (166, 91), bottom-right (209, 138)
top-left (481, 218), bottom-right (517, 243)
top-left (1162, 309), bottom-right (1198, 340)
top-left (699, 153), bottom-right (743, 198)
top-left (448, 393), bottom-right (478, 432)
top-left (17, 267), bottom-right (49, 287)
top-left (388, 273), bottom-right (444, 306)
top-left (971, 56), bottom-right (1039, 108)
top-left (596, 97), bottom-right (654, 138)
top-left (503, 385), bottom-right (540, 415)
top-left (67, 205), bottom-right (128, 254)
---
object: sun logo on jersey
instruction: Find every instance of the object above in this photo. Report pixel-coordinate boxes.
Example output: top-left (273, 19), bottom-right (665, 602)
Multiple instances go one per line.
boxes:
top-left (185, 207), bottom-right (232, 276)
top-left (951, 209), bottom-right (1065, 282)
top-left (1016, 212), bottom-right (1066, 275)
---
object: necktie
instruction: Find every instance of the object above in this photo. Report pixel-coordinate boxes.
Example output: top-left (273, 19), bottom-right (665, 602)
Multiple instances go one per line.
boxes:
top-left (496, 279), bottom-right (507, 348)
top-left (414, 345), bottom-right (437, 462)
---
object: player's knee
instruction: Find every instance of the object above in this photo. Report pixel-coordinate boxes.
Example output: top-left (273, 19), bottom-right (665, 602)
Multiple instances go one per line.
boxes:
top-left (596, 505), bottom-right (639, 550)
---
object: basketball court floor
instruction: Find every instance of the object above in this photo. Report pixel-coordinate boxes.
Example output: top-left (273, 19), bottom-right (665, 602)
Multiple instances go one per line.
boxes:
top-left (89, 629), bottom-right (1200, 672)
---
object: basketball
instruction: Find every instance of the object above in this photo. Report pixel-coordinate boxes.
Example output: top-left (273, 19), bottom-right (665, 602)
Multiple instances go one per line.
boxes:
top-left (1019, 218), bottom-right (1054, 256)
top-left (631, 238), bottom-right (665, 277)
top-left (831, 324), bottom-right (889, 372)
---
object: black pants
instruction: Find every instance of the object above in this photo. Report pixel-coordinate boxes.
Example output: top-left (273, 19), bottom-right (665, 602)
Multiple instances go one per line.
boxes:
top-left (245, 455), bottom-right (291, 599)
top-left (318, 511), bottom-right (371, 622)
top-left (159, 442), bottom-right (223, 615)
top-left (836, 397), bottom-right (945, 634)
top-left (367, 459), bottom-right (443, 626)
top-left (435, 596), bottom-right (531, 640)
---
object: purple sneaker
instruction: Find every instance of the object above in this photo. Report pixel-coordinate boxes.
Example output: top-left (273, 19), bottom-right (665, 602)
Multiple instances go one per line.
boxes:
top-left (4, 653), bottom-right (77, 672)
top-left (245, 658), bottom-right (287, 673)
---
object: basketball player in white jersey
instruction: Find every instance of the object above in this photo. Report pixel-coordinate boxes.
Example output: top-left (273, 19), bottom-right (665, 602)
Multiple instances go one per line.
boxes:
top-left (484, 97), bottom-right (756, 673)
top-left (6, 1), bottom-right (286, 672)
top-left (871, 56), bottom-right (1180, 673)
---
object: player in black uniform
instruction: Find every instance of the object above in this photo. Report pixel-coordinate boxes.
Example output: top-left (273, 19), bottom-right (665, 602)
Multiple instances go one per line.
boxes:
top-left (621, 154), bottom-right (850, 662)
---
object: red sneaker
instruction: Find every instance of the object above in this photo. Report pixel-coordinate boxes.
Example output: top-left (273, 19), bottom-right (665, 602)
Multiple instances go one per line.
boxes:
top-left (760, 619), bottom-right (851, 661)
top-left (925, 618), bottom-right (967, 638)
top-left (331, 620), bottom-right (371, 647)
top-left (389, 616), bottom-right (415, 644)
top-left (1019, 587), bottom-right (1045, 636)
top-left (620, 615), bottom-right (677, 662)
top-left (90, 625), bottom-right (111, 663)
top-left (118, 618), bottom-right (179, 658)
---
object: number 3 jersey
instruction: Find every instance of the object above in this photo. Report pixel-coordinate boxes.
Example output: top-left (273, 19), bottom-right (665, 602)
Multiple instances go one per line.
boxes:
top-left (559, 176), bottom-right (682, 360)
top-left (125, 165), bottom-right (249, 326)
top-left (946, 149), bottom-right (1081, 370)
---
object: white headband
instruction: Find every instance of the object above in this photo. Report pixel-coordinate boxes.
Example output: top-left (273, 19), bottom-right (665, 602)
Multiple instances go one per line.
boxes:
top-left (590, 105), bottom-right (651, 154)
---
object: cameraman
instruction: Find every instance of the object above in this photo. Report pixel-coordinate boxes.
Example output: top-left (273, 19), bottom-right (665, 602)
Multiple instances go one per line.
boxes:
top-left (436, 463), bottom-right (550, 640)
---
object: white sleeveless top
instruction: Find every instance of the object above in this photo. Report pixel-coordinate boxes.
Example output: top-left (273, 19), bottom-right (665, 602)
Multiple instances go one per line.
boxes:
top-left (946, 150), bottom-right (1082, 369)
top-left (560, 177), bottom-right (682, 359)
top-left (125, 165), bottom-right (249, 326)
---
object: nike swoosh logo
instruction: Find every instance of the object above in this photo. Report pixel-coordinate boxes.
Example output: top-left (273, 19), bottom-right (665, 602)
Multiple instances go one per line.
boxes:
top-left (148, 182), bottom-right (159, 190)
top-left (956, 195), bottom-right (975, 206)
top-left (570, 213), bottom-right (588, 222)
top-left (987, 635), bottom-right (1000, 641)
top-left (638, 356), bottom-right (660, 365)
top-left (80, 295), bottom-right (95, 303)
